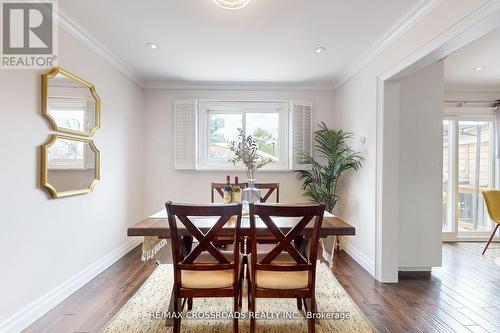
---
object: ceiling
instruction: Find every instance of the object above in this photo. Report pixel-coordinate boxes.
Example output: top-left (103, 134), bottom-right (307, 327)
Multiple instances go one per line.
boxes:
top-left (445, 28), bottom-right (500, 86)
top-left (60, 0), bottom-right (420, 83)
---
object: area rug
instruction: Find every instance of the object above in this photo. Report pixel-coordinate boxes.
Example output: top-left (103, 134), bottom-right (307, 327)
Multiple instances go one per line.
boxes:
top-left (102, 263), bottom-right (375, 332)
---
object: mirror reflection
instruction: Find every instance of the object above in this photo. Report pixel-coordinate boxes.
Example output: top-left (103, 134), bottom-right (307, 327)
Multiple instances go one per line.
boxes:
top-left (43, 68), bottom-right (101, 136)
top-left (41, 135), bottom-right (100, 198)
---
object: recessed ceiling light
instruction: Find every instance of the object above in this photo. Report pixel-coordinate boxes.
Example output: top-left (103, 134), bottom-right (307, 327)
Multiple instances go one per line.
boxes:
top-left (213, 0), bottom-right (250, 10)
top-left (315, 47), bottom-right (326, 54)
top-left (146, 42), bottom-right (158, 49)
top-left (474, 66), bottom-right (486, 71)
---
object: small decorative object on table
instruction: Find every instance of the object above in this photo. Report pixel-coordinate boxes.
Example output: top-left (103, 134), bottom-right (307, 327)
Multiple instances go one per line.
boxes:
top-left (232, 176), bottom-right (241, 202)
top-left (228, 128), bottom-right (273, 211)
top-left (223, 175), bottom-right (233, 203)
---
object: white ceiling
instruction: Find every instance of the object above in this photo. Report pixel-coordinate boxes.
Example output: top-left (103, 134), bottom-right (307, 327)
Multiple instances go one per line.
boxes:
top-left (445, 28), bottom-right (500, 85)
top-left (60, 0), bottom-right (420, 83)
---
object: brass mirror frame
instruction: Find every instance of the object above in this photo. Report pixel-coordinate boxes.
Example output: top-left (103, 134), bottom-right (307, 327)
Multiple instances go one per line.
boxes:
top-left (41, 67), bottom-right (101, 137)
top-left (40, 134), bottom-right (101, 198)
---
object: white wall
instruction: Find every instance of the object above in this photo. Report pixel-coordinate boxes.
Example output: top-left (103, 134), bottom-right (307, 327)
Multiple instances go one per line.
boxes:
top-left (0, 28), bottom-right (144, 330)
top-left (333, 0), bottom-right (490, 277)
top-left (397, 61), bottom-right (444, 269)
top-left (143, 88), bottom-right (335, 215)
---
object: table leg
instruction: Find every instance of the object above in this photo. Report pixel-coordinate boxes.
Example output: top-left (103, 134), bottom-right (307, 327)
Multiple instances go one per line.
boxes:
top-left (336, 235), bottom-right (342, 252)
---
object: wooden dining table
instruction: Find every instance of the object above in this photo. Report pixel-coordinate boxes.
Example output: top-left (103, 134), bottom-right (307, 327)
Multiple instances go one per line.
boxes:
top-left (127, 208), bottom-right (355, 326)
top-left (128, 209), bottom-right (355, 239)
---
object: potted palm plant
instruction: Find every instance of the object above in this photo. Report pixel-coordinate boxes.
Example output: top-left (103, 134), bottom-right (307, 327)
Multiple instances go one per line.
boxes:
top-left (295, 122), bottom-right (363, 257)
top-left (295, 122), bottom-right (363, 211)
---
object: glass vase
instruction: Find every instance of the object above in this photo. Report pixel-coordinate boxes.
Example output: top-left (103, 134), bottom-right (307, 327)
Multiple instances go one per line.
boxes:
top-left (241, 172), bottom-right (260, 212)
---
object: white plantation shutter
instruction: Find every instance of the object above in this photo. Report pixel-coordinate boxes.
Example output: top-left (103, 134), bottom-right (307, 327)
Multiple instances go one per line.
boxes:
top-left (174, 100), bottom-right (197, 170)
top-left (290, 101), bottom-right (313, 170)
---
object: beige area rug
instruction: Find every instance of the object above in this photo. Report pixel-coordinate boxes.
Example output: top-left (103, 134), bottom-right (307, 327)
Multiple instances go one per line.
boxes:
top-left (102, 263), bottom-right (375, 333)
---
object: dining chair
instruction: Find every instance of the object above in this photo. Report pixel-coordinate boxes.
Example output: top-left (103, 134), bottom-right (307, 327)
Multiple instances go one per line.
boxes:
top-left (481, 190), bottom-right (500, 255)
top-left (165, 201), bottom-right (244, 333)
top-left (211, 182), bottom-right (280, 203)
top-left (247, 202), bottom-right (325, 333)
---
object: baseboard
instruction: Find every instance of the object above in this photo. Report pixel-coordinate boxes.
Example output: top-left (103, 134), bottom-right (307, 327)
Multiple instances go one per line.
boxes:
top-left (340, 239), bottom-right (375, 276)
top-left (398, 267), bottom-right (431, 272)
top-left (442, 235), bottom-right (499, 242)
top-left (398, 267), bottom-right (432, 279)
top-left (0, 239), bottom-right (142, 333)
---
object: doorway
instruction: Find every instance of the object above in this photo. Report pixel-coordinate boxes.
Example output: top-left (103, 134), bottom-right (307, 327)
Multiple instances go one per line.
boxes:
top-left (442, 116), bottom-right (496, 239)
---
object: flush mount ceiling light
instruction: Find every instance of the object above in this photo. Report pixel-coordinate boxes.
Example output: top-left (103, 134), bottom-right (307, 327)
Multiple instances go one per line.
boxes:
top-left (474, 66), bottom-right (486, 71)
top-left (315, 46), bottom-right (326, 54)
top-left (212, 0), bottom-right (250, 10)
top-left (146, 42), bottom-right (158, 49)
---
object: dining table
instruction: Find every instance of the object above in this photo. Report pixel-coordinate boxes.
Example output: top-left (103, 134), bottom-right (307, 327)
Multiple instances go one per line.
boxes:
top-left (127, 207), bottom-right (355, 326)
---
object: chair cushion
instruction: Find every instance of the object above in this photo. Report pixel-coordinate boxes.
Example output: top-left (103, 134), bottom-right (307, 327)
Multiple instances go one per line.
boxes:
top-left (249, 252), bottom-right (309, 290)
top-left (181, 251), bottom-right (239, 289)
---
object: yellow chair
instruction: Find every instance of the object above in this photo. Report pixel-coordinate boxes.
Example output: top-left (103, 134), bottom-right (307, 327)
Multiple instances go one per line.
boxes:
top-left (481, 190), bottom-right (500, 255)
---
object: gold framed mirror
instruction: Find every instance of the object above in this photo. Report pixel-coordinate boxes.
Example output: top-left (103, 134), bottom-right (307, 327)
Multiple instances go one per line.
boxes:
top-left (42, 67), bottom-right (101, 137)
top-left (40, 134), bottom-right (100, 198)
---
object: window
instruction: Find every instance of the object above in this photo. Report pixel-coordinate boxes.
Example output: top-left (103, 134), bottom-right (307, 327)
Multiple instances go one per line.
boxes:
top-left (48, 97), bottom-right (88, 133)
top-left (48, 138), bottom-right (85, 169)
top-left (442, 115), bottom-right (496, 237)
top-left (173, 100), bottom-right (312, 171)
top-left (198, 101), bottom-right (289, 170)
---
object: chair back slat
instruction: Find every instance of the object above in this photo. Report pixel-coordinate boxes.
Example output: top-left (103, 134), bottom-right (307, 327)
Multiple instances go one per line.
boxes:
top-left (165, 202), bottom-right (242, 271)
top-left (211, 182), bottom-right (280, 203)
top-left (482, 190), bottom-right (500, 223)
top-left (249, 203), bottom-right (325, 272)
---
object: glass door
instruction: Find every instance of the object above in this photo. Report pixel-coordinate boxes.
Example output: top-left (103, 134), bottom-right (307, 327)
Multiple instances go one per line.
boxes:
top-left (442, 118), bottom-right (496, 238)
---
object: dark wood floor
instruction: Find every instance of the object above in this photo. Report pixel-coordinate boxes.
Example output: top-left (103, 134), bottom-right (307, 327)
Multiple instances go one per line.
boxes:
top-left (25, 242), bottom-right (500, 333)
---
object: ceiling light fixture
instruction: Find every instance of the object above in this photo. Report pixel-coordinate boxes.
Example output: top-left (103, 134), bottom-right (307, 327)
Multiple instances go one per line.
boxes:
top-left (474, 66), bottom-right (485, 71)
top-left (212, 0), bottom-right (250, 10)
top-left (146, 42), bottom-right (158, 49)
top-left (315, 47), bottom-right (326, 54)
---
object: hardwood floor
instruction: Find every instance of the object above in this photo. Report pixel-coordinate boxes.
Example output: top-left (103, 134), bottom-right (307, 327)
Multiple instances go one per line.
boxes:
top-left (24, 242), bottom-right (500, 333)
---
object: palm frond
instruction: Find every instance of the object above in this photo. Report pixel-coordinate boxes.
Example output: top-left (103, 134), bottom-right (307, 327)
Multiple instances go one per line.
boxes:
top-left (294, 122), bottom-right (364, 212)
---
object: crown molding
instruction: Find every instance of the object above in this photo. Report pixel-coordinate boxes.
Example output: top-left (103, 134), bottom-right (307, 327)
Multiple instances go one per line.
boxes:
top-left (333, 0), bottom-right (443, 89)
top-left (57, 9), bottom-right (145, 88)
top-left (145, 80), bottom-right (335, 91)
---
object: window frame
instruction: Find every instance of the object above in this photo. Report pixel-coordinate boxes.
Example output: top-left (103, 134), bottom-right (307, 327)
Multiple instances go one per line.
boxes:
top-left (197, 100), bottom-right (290, 171)
top-left (442, 106), bottom-right (498, 240)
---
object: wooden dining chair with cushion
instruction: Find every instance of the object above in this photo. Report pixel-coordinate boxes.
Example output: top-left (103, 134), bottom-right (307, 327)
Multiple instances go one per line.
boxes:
top-left (211, 182), bottom-right (280, 203)
top-left (247, 203), bottom-right (325, 333)
top-left (165, 201), bottom-right (244, 333)
top-left (481, 190), bottom-right (500, 255)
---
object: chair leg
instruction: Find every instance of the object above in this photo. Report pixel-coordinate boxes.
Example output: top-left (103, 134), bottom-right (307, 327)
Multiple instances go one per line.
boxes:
top-left (249, 295), bottom-right (256, 333)
top-left (296, 298), bottom-right (302, 310)
top-left (238, 259), bottom-right (245, 308)
top-left (187, 297), bottom-right (193, 311)
top-left (307, 295), bottom-right (316, 333)
top-left (233, 291), bottom-right (239, 333)
top-left (173, 293), bottom-right (181, 333)
top-left (238, 276), bottom-right (245, 309)
top-left (302, 298), bottom-right (308, 312)
top-left (483, 224), bottom-right (499, 255)
top-left (249, 267), bottom-right (256, 333)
